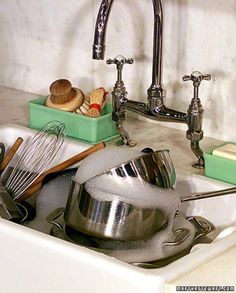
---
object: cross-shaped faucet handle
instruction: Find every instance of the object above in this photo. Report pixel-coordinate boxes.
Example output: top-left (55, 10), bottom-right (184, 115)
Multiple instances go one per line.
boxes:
top-left (106, 55), bottom-right (134, 70)
top-left (106, 55), bottom-right (134, 83)
top-left (183, 71), bottom-right (211, 87)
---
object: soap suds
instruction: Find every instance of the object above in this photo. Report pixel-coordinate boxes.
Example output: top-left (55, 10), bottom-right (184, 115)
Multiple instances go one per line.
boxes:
top-left (75, 146), bottom-right (143, 184)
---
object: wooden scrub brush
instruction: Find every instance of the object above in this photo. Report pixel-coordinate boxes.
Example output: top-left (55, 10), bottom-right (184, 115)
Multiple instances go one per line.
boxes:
top-left (75, 95), bottom-right (90, 115)
top-left (46, 79), bottom-right (84, 112)
top-left (85, 87), bottom-right (108, 118)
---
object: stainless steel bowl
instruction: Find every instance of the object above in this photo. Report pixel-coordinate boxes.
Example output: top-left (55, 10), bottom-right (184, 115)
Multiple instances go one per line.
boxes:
top-left (64, 150), bottom-right (175, 241)
top-left (86, 149), bottom-right (176, 188)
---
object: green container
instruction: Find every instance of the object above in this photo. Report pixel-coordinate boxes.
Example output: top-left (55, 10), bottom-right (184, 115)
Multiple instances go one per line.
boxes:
top-left (204, 142), bottom-right (236, 185)
top-left (28, 96), bottom-right (118, 144)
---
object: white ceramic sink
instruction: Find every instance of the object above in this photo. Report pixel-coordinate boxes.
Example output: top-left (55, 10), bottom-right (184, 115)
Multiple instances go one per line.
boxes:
top-left (0, 124), bottom-right (236, 293)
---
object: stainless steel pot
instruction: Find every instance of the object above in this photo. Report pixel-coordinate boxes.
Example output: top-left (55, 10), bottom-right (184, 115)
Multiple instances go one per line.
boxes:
top-left (64, 150), bottom-right (175, 241)
top-left (64, 181), bottom-right (167, 241)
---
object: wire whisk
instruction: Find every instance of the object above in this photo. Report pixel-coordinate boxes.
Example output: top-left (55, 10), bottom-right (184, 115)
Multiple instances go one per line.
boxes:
top-left (3, 121), bottom-right (65, 200)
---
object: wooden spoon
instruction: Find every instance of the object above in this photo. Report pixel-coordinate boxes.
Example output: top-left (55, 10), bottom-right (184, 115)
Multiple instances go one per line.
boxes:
top-left (17, 141), bottom-right (106, 202)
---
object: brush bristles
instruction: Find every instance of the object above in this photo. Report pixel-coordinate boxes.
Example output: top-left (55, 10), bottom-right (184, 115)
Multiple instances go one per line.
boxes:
top-left (86, 108), bottom-right (100, 118)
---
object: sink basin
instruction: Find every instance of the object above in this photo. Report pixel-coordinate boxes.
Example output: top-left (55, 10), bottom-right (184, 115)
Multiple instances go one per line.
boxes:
top-left (176, 175), bottom-right (236, 237)
top-left (0, 124), bottom-right (236, 292)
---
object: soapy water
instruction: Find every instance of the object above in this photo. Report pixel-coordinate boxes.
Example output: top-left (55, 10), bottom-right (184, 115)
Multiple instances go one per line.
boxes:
top-left (24, 170), bottom-right (75, 234)
top-left (22, 143), bottom-right (197, 264)
top-left (85, 174), bottom-right (181, 208)
top-left (75, 146), bottom-right (143, 184)
top-left (23, 170), bottom-right (196, 263)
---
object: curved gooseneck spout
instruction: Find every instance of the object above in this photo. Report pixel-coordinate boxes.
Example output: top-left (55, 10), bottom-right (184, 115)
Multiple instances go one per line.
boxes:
top-left (92, 0), bottom-right (187, 123)
top-left (93, 0), bottom-right (114, 61)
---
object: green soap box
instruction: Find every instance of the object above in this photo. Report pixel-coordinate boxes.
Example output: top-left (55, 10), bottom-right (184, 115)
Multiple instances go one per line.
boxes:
top-left (204, 142), bottom-right (236, 185)
top-left (28, 96), bottom-right (118, 144)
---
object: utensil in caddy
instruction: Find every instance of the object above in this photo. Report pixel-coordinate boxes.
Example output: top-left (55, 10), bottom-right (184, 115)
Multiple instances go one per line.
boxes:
top-left (2, 121), bottom-right (65, 201)
top-left (0, 143), bottom-right (5, 165)
top-left (0, 122), bottom-right (66, 222)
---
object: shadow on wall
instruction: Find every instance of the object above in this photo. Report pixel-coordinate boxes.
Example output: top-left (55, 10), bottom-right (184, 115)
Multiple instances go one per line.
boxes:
top-left (56, 0), bottom-right (94, 92)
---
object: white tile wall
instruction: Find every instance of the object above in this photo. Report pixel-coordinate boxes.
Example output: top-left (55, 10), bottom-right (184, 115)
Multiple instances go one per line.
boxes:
top-left (0, 0), bottom-right (235, 141)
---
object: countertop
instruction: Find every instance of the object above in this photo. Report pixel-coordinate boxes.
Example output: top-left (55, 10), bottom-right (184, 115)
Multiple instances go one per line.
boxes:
top-left (0, 86), bottom-right (235, 288)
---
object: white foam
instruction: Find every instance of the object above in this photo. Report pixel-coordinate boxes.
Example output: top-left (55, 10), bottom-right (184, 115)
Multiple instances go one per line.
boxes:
top-left (75, 146), bottom-right (143, 184)
top-left (25, 171), bottom-right (74, 233)
top-left (24, 171), bottom-right (196, 263)
top-left (85, 173), bottom-right (181, 232)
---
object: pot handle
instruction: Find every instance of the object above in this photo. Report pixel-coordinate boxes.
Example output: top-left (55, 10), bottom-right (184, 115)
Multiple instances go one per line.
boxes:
top-left (163, 228), bottom-right (190, 247)
top-left (46, 207), bottom-right (65, 231)
top-left (181, 187), bottom-right (236, 202)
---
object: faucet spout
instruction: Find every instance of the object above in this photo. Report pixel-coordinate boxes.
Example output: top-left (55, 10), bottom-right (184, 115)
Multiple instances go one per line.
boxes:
top-left (93, 0), bottom-right (114, 60)
top-left (93, 0), bottom-right (165, 98)
top-left (149, 0), bottom-right (164, 99)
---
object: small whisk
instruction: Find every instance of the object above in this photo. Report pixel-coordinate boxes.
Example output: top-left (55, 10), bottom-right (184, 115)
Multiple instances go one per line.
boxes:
top-left (3, 121), bottom-right (65, 200)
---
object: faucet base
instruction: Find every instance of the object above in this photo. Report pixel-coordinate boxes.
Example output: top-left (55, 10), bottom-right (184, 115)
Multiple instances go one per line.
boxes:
top-left (189, 140), bottom-right (205, 169)
top-left (115, 139), bottom-right (137, 147)
top-left (192, 160), bottom-right (205, 170)
top-left (114, 120), bottom-right (137, 147)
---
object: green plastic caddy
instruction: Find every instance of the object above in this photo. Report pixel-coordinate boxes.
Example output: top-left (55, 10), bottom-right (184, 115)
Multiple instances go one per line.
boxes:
top-left (204, 142), bottom-right (236, 185)
top-left (28, 96), bottom-right (118, 144)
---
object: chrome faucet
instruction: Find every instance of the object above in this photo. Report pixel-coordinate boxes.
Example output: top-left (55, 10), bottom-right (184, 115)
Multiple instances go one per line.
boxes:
top-left (92, 0), bottom-right (211, 169)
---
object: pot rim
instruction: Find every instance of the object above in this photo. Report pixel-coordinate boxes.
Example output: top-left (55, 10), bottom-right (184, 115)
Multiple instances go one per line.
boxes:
top-left (75, 149), bottom-right (171, 185)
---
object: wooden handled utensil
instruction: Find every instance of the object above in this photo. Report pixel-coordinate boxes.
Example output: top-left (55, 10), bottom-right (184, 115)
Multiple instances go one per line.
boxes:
top-left (17, 141), bottom-right (106, 202)
top-left (0, 143), bottom-right (5, 165)
top-left (0, 137), bottom-right (23, 174)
